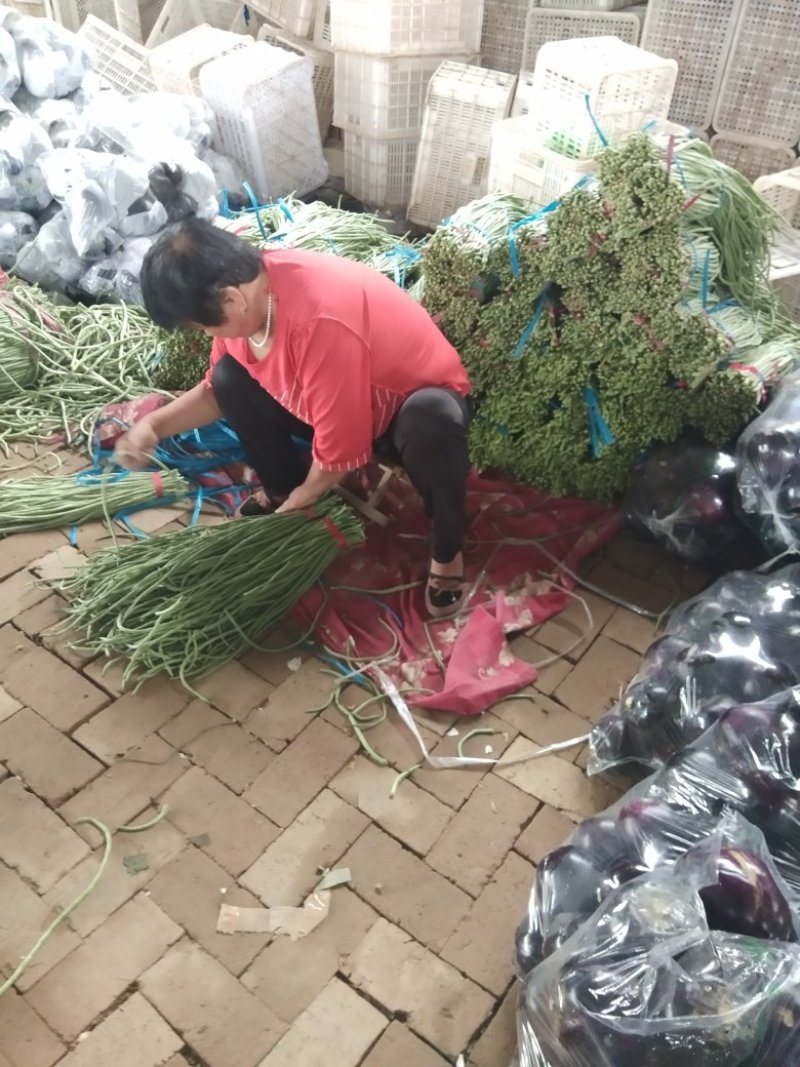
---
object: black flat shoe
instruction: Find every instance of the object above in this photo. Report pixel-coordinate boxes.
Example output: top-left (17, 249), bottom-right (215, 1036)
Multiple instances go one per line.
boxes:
top-left (425, 573), bottom-right (466, 620)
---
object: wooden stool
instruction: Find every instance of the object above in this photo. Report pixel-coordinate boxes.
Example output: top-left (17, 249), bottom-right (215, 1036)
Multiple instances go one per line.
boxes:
top-left (334, 460), bottom-right (404, 526)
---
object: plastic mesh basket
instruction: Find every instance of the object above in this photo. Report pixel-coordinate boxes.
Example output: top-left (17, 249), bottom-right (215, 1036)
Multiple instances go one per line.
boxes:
top-left (344, 130), bottom-right (418, 210)
top-left (408, 61), bottom-right (516, 229)
top-left (714, 0), bottom-right (800, 147)
top-left (755, 169), bottom-right (800, 324)
top-left (710, 132), bottom-right (796, 183)
top-left (755, 166), bottom-right (800, 231)
top-left (145, 0), bottom-right (244, 47)
top-left (257, 23), bottom-right (334, 138)
top-left (247, 0), bottom-right (326, 40)
top-left (78, 14), bottom-right (157, 93)
top-left (540, 0), bottom-right (641, 9)
top-left (5, 0), bottom-right (54, 17)
top-left (199, 41), bottom-right (327, 200)
top-left (479, 0), bottom-right (530, 75)
top-left (114, 0), bottom-right (168, 43)
top-left (489, 115), bottom-right (597, 208)
top-left (641, 0), bottom-right (741, 131)
top-left (329, 0), bottom-right (483, 56)
top-left (521, 7), bottom-right (643, 74)
top-left (334, 51), bottom-right (476, 138)
top-left (525, 36), bottom-right (678, 161)
top-left (50, 0), bottom-right (117, 31)
top-left (149, 24), bottom-right (254, 96)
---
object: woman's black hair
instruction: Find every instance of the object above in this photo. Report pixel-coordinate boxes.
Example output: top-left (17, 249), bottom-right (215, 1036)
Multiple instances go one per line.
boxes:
top-left (140, 217), bottom-right (263, 330)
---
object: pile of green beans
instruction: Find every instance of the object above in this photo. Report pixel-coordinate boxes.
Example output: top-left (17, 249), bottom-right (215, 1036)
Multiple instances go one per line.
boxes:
top-left (0, 286), bottom-right (162, 449)
top-left (59, 497), bottom-right (365, 691)
top-left (0, 469), bottom-right (188, 535)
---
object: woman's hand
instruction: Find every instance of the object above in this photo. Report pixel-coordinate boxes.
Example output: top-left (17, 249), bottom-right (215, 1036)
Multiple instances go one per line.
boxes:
top-left (113, 420), bottom-right (160, 470)
top-left (274, 485), bottom-right (320, 513)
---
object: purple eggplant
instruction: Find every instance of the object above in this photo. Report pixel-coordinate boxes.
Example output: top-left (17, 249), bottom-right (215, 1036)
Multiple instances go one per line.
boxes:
top-left (700, 846), bottom-right (797, 941)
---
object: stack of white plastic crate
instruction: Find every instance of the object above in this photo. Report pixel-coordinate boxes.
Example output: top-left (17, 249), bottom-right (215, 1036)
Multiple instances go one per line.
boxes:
top-left (479, 0), bottom-right (532, 75)
top-left (754, 166), bottom-right (800, 323)
top-left (487, 36), bottom-right (678, 210)
top-left (330, 0), bottom-right (484, 213)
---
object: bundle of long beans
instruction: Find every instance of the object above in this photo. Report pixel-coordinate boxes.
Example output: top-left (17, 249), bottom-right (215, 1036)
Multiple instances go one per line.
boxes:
top-left (59, 496), bottom-right (364, 689)
top-left (266, 201), bottom-right (399, 261)
top-left (0, 469), bottom-right (188, 535)
top-left (0, 285), bottom-right (161, 448)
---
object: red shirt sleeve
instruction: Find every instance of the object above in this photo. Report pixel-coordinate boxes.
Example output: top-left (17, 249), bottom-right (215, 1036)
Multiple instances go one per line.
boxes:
top-left (295, 317), bottom-right (374, 472)
top-left (203, 337), bottom-right (226, 389)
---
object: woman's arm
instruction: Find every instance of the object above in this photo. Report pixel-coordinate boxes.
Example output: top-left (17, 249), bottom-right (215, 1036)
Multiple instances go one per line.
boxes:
top-left (114, 383), bottom-right (222, 468)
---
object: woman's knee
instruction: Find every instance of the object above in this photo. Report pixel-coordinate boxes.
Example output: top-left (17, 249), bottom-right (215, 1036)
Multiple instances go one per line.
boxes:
top-left (210, 353), bottom-right (248, 405)
top-left (396, 388), bottom-right (470, 446)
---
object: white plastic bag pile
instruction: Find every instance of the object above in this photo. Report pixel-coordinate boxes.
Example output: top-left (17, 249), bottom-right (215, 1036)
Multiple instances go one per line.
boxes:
top-left (0, 6), bottom-right (245, 302)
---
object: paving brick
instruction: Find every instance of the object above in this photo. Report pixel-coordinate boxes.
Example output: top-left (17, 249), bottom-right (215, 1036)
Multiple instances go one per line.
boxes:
top-left (159, 700), bottom-right (274, 794)
top-left (44, 812), bottom-right (187, 938)
top-left (587, 560), bottom-right (676, 614)
top-left (244, 718), bottom-right (359, 827)
top-left (344, 918), bottom-right (493, 1058)
top-left (139, 941), bottom-right (285, 1067)
top-left (246, 658), bottom-right (334, 751)
top-left (161, 766), bottom-right (279, 876)
top-left (411, 706), bottom-right (460, 736)
top-left (0, 568), bottom-right (51, 624)
top-left (330, 756), bottom-right (452, 855)
top-left (413, 712), bottom-right (517, 811)
top-left (188, 661), bottom-right (273, 718)
top-left (0, 529), bottom-right (66, 582)
top-left (0, 686), bottom-right (22, 725)
top-left (26, 895), bottom-right (182, 1042)
top-left (322, 698), bottom-right (440, 769)
top-left (239, 635), bottom-right (306, 688)
top-left (343, 826), bottom-right (470, 949)
top-left (13, 596), bottom-right (93, 669)
top-left (491, 690), bottom-right (592, 751)
top-left (0, 991), bottom-right (65, 1067)
top-left (53, 992), bottom-right (182, 1067)
top-left (58, 735), bottom-right (188, 843)
top-left (256, 977), bottom-right (386, 1067)
top-left (604, 532), bottom-right (660, 580)
top-left (553, 635), bottom-right (641, 723)
top-left (0, 625), bottom-right (107, 731)
top-left (602, 605), bottom-right (657, 655)
top-left (427, 775), bottom-right (536, 897)
top-left (148, 847), bottom-right (269, 976)
top-left (509, 636), bottom-right (572, 695)
top-left (29, 545), bottom-right (84, 584)
top-left (242, 887), bottom-right (377, 1023)
top-left (0, 779), bottom-right (89, 892)
top-left (534, 590), bottom-right (616, 662)
top-left (359, 1023), bottom-right (449, 1067)
top-left (514, 804), bottom-right (574, 866)
top-left (241, 788), bottom-right (367, 907)
top-left (441, 852), bottom-right (531, 996)
top-left (0, 707), bottom-right (102, 804)
top-left (495, 738), bottom-right (620, 818)
top-left (467, 984), bottom-right (518, 1067)
top-left (0, 867), bottom-right (80, 992)
top-left (72, 683), bottom-right (192, 762)
top-left (162, 1058), bottom-right (190, 1067)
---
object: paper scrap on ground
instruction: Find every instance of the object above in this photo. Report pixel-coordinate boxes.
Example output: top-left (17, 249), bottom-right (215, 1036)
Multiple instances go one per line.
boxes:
top-left (217, 890), bottom-right (331, 940)
top-left (123, 853), bottom-right (149, 875)
top-left (316, 867), bottom-right (351, 891)
top-left (288, 657), bottom-right (303, 672)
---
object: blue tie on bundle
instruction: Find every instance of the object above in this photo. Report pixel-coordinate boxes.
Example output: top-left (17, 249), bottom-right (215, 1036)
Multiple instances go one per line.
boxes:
top-left (582, 386), bottom-right (615, 458)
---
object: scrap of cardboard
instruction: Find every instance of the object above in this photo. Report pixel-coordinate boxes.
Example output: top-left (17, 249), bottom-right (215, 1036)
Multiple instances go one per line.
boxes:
top-left (217, 890), bottom-right (331, 940)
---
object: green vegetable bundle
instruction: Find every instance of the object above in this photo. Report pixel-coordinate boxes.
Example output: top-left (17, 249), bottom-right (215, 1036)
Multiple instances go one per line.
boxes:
top-left (427, 135), bottom-right (800, 501)
top-left (0, 469), bottom-right (188, 535)
top-left (0, 285), bottom-right (161, 448)
top-left (59, 497), bottom-right (364, 688)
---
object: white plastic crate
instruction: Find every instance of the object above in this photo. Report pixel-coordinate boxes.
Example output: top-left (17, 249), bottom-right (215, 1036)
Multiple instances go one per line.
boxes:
top-left (755, 165), bottom-right (800, 231)
top-left (710, 132), bottom-right (796, 183)
top-left (149, 24), bottom-right (254, 96)
top-left (145, 0), bottom-right (244, 47)
top-left (247, 0), bottom-right (326, 40)
top-left (5, 0), bottom-right (54, 17)
top-left (641, 0), bottom-right (741, 131)
top-left (50, 0), bottom-right (117, 31)
top-left (257, 23), bottom-right (334, 138)
top-left (329, 0), bottom-right (483, 56)
top-left (114, 0), bottom-right (168, 43)
top-left (344, 130), bottom-right (418, 210)
top-left (524, 37), bottom-right (678, 161)
top-left (540, 0), bottom-right (640, 9)
top-left (489, 115), bottom-right (597, 208)
top-left (408, 62), bottom-right (516, 229)
top-left (714, 0), bottom-right (800, 147)
top-left (78, 14), bottom-right (157, 93)
top-left (334, 51), bottom-right (476, 138)
top-left (479, 0), bottom-right (529, 75)
top-left (521, 7), bottom-right (643, 75)
top-left (200, 41), bottom-right (327, 201)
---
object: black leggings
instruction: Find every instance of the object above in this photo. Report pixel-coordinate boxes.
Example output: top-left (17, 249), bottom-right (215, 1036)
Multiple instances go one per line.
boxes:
top-left (211, 354), bottom-right (471, 563)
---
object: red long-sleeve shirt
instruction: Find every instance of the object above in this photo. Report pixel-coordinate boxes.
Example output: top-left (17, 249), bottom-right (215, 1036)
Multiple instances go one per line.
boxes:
top-left (205, 249), bottom-right (470, 472)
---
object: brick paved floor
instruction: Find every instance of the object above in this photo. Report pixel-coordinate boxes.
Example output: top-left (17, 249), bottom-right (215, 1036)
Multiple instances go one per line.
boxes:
top-left (0, 443), bottom-right (707, 1067)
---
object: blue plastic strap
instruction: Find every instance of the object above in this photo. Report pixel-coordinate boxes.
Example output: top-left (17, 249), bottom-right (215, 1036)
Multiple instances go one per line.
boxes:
top-left (190, 486), bottom-right (205, 527)
top-left (243, 2), bottom-right (250, 25)
top-left (508, 203), bottom-right (560, 276)
top-left (584, 93), bottom-right (609, 148)
top-left (242, 182), bottom-right (270, 243)
top-left (513, 289), bottom-right (548, 358)
top-left (69, 524), bottom-right (78, 547)
top-left (277, 197), bottom-right (295, 222)
top-left (701, 250), bottom-right (711, 308)
top-left (582, 386), bottom-right (615, 457)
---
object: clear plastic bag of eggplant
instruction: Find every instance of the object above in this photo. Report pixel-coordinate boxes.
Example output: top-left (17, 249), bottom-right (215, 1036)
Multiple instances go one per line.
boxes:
top-left (589, 563), bottom-right (800, 774)
top-left (516, 686), bottom-right (800, 1067)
